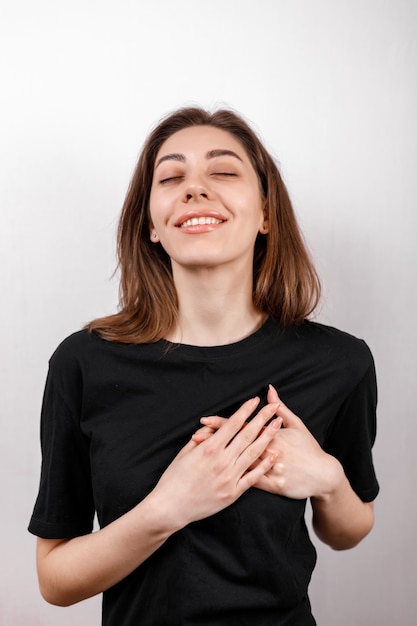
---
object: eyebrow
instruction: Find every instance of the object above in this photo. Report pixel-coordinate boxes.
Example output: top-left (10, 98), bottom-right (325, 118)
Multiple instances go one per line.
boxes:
top-left (155, 153), bottom-right (185, 168)
top-left (155, 149), bottom-right (243, 169)
top-left (206, 149), bottom-right (243, 162)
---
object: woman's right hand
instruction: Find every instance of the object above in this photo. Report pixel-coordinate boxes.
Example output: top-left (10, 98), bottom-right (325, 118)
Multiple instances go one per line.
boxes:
top-left (149, 397), bottom-right (282, 532)
top-left (36, 398), bottom-right (281, 607)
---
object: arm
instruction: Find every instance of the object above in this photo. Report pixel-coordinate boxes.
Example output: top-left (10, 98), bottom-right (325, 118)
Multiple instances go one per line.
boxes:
top-left (37, 398), bottom-right (282, 606)
top-left (310, 468), bottom-right (375, 550)
top-left (37, 494), bottom-right (177, 606)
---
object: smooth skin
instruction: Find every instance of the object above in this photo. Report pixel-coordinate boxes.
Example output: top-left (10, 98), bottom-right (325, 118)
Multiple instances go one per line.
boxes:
top-left (36, 125), bottom-right (375, 607)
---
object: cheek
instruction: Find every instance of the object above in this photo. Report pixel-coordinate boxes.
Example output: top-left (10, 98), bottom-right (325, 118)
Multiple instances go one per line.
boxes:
top-left (148, 193), bottom-right (165, 228)
top-left (236, 193), bottom-right (264, 227)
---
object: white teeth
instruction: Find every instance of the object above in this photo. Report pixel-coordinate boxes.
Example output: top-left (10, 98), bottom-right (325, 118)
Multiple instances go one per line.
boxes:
top-left (180, 216), bottom-right (222, 227)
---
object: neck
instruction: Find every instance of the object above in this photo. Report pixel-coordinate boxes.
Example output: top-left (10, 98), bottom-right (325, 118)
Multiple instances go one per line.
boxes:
top-left (167, 264), bottom-right (265, 346)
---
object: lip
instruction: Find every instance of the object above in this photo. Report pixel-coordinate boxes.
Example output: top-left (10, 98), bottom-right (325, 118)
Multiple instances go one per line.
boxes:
top-left (174, 210), bottom-right (227, 228)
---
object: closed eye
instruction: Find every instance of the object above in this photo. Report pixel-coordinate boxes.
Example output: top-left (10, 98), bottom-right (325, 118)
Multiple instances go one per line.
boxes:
top-left (212, 172), bottom-right (237, 177)
top-left (159, 176), bottom-right (183, 184)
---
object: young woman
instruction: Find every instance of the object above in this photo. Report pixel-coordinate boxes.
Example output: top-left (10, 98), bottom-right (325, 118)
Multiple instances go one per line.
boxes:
top-left (29, 107), bottom-right (378, 625)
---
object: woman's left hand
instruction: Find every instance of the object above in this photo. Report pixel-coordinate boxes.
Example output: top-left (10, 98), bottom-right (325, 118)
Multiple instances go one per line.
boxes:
top-left (194, 385), bottom-right (343, 500)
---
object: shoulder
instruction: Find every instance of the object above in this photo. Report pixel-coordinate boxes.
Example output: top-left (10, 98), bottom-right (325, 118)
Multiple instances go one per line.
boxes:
top-left (47, 330), bottom-right (114, 391)
top-left (300, 320), bottom-right (371, 352)
top-left (48, 330), bottom-right (161, 382)
top-left (310, 320), bottom-right (371, 354)
top-left (49, 329), bottom-right (101, 367)
top-left (303, 322), bottom-right (373, 377)
top-left (284, 320), bottom-right (375, 379)
top-left (46, 330), bottom-right (138, 408)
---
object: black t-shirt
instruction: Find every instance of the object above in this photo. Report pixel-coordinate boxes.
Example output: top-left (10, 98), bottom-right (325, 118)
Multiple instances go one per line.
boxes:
top-left (29, 318), bottom-right (379, 625)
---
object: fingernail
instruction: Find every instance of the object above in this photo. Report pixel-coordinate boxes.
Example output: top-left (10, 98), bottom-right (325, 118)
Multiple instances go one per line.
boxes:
top-left (269, 384), bottom-right (280, 397)
top-left (200, 417), bottom-right (212, 425)
top-left (271, 417), bottom-right (283, 429)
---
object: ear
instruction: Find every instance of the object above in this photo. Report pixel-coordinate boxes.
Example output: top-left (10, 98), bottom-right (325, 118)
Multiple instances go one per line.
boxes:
top-left (259, 206), bottom-right (269, 234)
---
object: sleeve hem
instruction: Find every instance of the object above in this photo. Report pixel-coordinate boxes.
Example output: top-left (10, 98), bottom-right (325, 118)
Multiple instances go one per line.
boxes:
top-left (28, 516), bottom-right (93, 540)
top-left (355, 483), bottom-right (379, 503)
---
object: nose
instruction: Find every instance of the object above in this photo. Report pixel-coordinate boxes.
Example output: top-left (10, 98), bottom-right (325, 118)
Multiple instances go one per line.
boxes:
top-left (182, 173), bottom-right (211, 203)
top-left (185, 190), bottom-right (208, 201)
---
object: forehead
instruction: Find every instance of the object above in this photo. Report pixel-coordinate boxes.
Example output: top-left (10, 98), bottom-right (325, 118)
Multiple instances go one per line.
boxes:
top-left (155, 125), bottom-right (248, 162)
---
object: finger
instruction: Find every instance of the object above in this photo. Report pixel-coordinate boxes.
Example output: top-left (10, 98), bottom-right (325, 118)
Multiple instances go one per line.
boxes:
top-left (254, 471), bottom-right (284, 495)
top-left (268, 385), bottom-right (304, 429)
top-left (275, 403), bottom-right (304, 429)
top-left (245, 403), bottom-right (281, 438)
top-left (267, 384), bottom-right (280, 404)
top-left (191, 425), bottom-right (215, 444)
top-left (231, 405), bottom-right (282, 468)
top-left (247, 434), bottom-right (283, 470)
top-left (200, 415), bottom-right (228, 430)
top-left (227, 402), bottom-right (279, 456)
top-left (238, 452), bottom-right (278, 492)
top-left (210, 397), bottom-right (261, 447)
top-left (201, 415), bottom-right (261, 439)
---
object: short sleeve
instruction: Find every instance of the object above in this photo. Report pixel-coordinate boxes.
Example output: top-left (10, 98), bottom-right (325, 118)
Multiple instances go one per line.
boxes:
top-left (28, 359), bottom-right (95, 539)
top-left (323, 351), bottom-right (379, 502)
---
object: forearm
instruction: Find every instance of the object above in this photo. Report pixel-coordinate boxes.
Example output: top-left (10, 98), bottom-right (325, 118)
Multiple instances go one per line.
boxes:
top-left (37, 492), bottom-right (176, 606)
top-left (311, 457), bottom-right (375, 550)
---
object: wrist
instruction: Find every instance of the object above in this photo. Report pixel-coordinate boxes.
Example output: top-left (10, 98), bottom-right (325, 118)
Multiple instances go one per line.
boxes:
top-left (141, 489), bottom-right (186, 539)
top-left (312, 454), bottom-right (346, 503)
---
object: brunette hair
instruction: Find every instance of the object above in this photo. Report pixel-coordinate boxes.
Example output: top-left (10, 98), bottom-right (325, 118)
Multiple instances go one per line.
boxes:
top-left (86, 106), bottom-right (321, 343)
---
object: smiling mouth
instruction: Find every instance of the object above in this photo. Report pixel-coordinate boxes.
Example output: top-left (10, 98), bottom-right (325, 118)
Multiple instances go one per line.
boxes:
top-left (178, 216), bottom-right (224, 228)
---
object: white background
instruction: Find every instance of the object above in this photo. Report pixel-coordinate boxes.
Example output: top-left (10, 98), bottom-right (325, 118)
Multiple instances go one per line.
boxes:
top-left (1, 1), bottom-right (416, 624)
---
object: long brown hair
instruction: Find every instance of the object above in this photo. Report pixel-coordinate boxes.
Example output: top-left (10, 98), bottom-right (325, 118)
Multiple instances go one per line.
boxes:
top-left (86, 107), bottom-right (321, 343)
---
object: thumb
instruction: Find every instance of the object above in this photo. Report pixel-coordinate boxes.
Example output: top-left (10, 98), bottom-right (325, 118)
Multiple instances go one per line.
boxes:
top-left (268, 384), bottom-right (303, 429)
